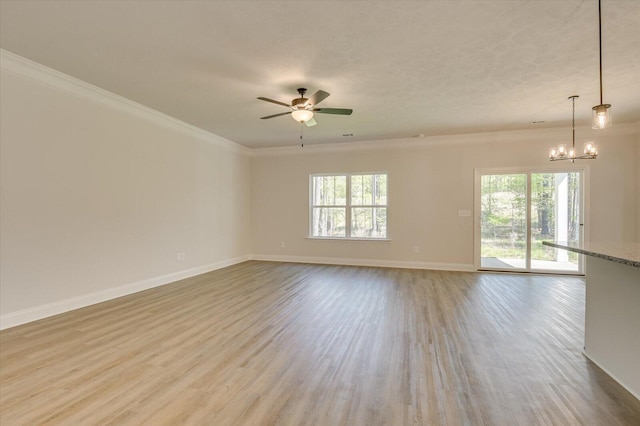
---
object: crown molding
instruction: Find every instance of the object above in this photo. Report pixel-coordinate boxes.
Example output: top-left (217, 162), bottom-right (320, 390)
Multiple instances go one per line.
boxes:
top-left (250, 123), bottom-right (639, 157)
top-left (0, 49), bottom-right (251, 156)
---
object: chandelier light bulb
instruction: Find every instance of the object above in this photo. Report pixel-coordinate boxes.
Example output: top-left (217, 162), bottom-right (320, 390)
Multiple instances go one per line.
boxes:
top-left (584, 142), bottom-right (598, 157)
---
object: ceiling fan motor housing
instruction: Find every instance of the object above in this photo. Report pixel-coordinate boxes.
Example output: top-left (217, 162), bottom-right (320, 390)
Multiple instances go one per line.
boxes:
top-left (292, 97), bottom-right (309, 108)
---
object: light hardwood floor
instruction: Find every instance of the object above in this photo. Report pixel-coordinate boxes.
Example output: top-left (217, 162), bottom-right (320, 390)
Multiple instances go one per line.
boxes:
top-left (1, 261), bottom-right (639, 425)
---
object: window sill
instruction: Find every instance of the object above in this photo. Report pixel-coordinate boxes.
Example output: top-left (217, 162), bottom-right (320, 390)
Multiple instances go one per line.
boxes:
top-left (306, 237), bottom-right (392, 242)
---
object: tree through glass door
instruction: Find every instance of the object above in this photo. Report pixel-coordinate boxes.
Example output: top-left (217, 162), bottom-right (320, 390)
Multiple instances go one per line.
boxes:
top-left (530, 172), bottom-right (581, 272)
top-left (479, 171), bottom-right (583, 273)
top-left (480, 174), bottom-right (527, 270)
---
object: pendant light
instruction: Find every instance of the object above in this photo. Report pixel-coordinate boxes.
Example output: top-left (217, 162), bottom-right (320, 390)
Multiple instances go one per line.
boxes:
top-left (592, 0), bottom-right (612, 129)
top-left (549, 96), bottom-right (598, 162)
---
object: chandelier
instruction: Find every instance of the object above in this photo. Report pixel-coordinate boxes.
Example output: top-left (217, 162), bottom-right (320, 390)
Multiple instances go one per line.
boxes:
top-left (549, 96), bottom-right (598, 162)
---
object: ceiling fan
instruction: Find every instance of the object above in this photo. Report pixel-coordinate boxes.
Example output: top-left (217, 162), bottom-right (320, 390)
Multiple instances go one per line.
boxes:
top-left (258, 88), bottom-right (353, 127)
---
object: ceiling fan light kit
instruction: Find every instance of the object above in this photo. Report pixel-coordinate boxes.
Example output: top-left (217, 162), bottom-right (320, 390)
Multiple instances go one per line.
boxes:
top-left (291, 109), bottom-right (314, 123)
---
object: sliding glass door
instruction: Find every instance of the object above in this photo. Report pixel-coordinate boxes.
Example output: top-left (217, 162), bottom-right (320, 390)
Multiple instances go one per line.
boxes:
top-left (476, 169), bottom-right (584, 274)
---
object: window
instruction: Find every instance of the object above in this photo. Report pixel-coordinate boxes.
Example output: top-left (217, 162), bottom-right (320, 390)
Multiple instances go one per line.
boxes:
top-left (310, 173), bottom-right (387, 239)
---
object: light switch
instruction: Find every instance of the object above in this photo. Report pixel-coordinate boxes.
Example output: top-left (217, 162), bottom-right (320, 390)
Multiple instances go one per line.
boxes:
top-left (458, 210), bottom-right (471, 217)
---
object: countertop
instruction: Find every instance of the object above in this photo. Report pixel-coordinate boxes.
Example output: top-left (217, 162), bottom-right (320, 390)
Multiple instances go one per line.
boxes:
top-left (543, 241), bottom-right (640, 268)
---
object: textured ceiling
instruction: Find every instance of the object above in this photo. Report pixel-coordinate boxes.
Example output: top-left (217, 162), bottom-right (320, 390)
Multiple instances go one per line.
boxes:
top-left (1, 0), bottom-right (639, 148)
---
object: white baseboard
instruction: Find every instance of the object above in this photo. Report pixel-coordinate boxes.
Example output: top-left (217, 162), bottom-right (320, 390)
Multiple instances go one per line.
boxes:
top-left (251, 254), bottom-right (474, 272)
top-left (0, 255), bottom-right (251, 330)
top-left (583, 350), bottom-right (640, 402)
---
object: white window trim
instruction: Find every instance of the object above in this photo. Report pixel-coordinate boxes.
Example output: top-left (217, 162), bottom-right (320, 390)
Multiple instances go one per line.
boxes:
top-left (309, 172), bottom-right (389, 240)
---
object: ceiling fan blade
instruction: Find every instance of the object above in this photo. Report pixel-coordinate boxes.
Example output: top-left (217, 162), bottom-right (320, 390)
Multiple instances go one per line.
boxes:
top-left (306, 90), bottom-right (330, 106)
top-left (257, 97), bottom-right (291, 108)
top-left (305, 117), bottom-right (317, 127)
top-left (260, 111), bottom-right (292, 119)
top-left (313, 108), bottom-right (353, 115)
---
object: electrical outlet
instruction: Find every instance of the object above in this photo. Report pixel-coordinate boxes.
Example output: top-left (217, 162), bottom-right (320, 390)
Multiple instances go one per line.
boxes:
top-left (413, 246), bottom-right (420, 253)
top-left (177, 252), bottom-right (186, 262)
top-left (280, 242), bottom-right (286, 249)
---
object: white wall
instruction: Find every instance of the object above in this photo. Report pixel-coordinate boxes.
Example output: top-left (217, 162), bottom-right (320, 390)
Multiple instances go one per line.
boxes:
top-left (0, 53), bottom-right (251, 328)
top-left (637, 123), bottom-right (640, 243)
top-left (251, 126), bottom-right (639, 269)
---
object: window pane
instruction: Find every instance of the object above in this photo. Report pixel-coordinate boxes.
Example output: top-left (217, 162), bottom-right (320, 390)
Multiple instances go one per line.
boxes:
top-left (313, 176), bottom-right (346, 206)
top-left (374, 174), bottom-right (387, 205)
top-left (351, 207), bottom-right (387, 238)
top-left (351, 175), bottom-right (362, 205)
top-left (312, 176), bottom-right (323, 205)
top-left (312, 207), bottom-right (346, 237)
top-left (352, 174), bottom-right (386, 206)
top-left (363, 175), bottom-right (373, 205)
top-left (324, 176), bottom-right (335, 205)
top-left (335, 176), bottom-right (347, 205)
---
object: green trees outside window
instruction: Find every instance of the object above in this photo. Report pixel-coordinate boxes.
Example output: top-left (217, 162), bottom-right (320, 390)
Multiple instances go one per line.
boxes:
top-left (311, 173), bottom-right (387, 238)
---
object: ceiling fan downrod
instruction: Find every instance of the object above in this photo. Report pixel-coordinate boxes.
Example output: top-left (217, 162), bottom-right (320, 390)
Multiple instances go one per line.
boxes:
top-left (292, 88), bottom-right (308, 109)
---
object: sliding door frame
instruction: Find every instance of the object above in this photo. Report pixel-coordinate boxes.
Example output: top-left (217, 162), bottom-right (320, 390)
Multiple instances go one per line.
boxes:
top-left (474, 165), bottom-right (590, 275)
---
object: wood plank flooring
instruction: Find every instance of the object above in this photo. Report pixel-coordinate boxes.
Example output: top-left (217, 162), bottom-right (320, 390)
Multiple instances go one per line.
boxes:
top-left (1, 261), bottom-right (639, 425)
